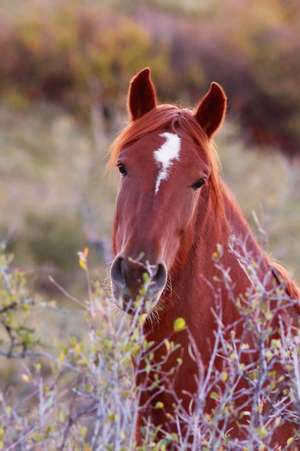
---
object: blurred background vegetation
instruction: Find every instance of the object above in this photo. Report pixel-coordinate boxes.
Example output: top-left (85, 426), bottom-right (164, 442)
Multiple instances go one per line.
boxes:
top-left (0, 0), bottom-right (299, 301)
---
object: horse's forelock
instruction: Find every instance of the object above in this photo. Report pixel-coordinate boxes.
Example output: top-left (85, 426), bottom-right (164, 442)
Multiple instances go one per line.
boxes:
top-left (108, 105), bottom-right (179, 167)
top-left (108, 104), bottom-right (225, 219)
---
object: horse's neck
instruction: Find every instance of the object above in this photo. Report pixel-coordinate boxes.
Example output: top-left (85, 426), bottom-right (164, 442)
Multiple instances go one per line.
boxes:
top-left (201, 183), bottom-right (269, 285)
top-left (146, 183), bottom-right (269, 338)
top-left (214, 183), bottom-right (268, 270)
top-left (168, 183), bottom-right (269, 325)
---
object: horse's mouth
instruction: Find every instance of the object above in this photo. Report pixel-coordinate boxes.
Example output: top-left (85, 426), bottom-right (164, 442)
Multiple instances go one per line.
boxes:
top-left (111, 283), bottom-right (162, 316)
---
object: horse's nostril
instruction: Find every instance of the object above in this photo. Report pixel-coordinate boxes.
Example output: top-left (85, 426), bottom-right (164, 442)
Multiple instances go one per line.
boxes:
top-left (111, 256), bottom-right (125, 286)
top-left (152, 263), bottom-right (167, 290)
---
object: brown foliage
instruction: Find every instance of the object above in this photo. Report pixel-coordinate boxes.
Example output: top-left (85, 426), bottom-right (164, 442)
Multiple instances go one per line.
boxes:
top-left (1, 0), bottom-right (300, 155)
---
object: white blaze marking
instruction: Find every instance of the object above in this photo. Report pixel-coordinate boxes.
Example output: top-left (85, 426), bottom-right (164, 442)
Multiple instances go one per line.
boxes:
top-left (154, 132), bottom-right (181, 194)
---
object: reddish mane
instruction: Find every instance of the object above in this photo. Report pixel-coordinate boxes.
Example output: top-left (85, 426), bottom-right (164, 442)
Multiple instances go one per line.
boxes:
top-left (272, 261), bottom-right (300, 300)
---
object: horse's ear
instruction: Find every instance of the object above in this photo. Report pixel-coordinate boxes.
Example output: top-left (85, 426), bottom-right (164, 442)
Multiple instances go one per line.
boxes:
top-left (127, 67), bottom-right (157, 121)
top-left (193, 82), bottom-right (227, 138)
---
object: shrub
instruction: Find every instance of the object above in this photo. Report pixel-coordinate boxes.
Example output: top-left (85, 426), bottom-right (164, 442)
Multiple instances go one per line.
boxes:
top-left (0, 1), bottom-right (169, 119)
top-left (0, 249), bottom-right (37, 359)
top-left (0, 240), bottom-right (299, 449)
top-left (25, 212), bottom-right (85, 273)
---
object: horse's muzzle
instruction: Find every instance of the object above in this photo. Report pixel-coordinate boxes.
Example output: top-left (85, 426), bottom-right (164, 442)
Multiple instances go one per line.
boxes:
top-left (110, 255), bottom-right (167, 314)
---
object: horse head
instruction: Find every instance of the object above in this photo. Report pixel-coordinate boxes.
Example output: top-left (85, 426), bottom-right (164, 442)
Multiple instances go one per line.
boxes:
top-left (110, 68), bottom-right (227, 314)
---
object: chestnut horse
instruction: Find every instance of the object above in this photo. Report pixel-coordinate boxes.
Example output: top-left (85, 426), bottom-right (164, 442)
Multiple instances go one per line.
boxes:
top-left (110, 68), bottom-right (300, 447)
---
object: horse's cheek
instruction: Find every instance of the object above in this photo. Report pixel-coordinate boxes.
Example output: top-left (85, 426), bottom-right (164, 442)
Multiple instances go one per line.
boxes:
top-left (176, 194), bottom-right (196, 235)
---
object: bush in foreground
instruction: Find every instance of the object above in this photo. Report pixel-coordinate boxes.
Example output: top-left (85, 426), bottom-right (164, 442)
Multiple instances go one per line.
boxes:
top-left (0, 243), bottom-right (299, 449)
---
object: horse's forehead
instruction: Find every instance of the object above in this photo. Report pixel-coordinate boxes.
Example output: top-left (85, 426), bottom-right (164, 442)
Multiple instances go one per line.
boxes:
top-left (121, 130), bottom-right (209, 193)
top-left (153, 132), bottom-right (181, 193)
top-left (123, 130), bottom-right (205, 173)
top-left (124, 130), bottom-right (194, 158)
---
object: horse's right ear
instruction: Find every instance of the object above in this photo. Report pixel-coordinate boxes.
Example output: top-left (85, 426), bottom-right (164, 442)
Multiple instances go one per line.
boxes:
top-left (127, 67), bottom-right (157, 121)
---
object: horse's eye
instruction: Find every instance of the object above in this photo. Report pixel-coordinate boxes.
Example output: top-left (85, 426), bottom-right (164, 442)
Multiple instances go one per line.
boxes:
top-left (191, 178), bottom-right (206, 190)
top-left (117, 162), bottom-right (127, 176)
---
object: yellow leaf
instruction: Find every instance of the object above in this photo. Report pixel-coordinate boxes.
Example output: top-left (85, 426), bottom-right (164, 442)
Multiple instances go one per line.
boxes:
top-left (212, 243), bottom-right (223, 261)
top-left (58, 352), bottom-right (65, 362)
top-left (287, 437), bottom-right (294, 446)
top-left (241, 343), bottom-right (250, 350)
top-left (210, 391), bottom-right (219, 401)
top-left (73, 342), bottom-right (82, 355)
top-left (164, 339), bottom-right (171, 352)
top-left (173, 317), bottom-right (186, 332)
top-left (21, 374), bottom-right (30, 383)
top-left (59, 412), bottom-right (66, 423)
top-left (221, 371), bottom-right (228, 382)
top-left (79, 258), bottom-right (87, 270)
top-left (265, 350), bottom-right (273, 361)
top-left (271, 339), bottom-right (281, 349)
top-left (78, 247), bottom-right (89, 271)
top-left (154, 401), bottom-right (164, 409)
top-left (240, 411), bottom-right (250, 418)
top-left (108, 413), bottom-right (116, 422)
top-left (176, 357), bottom-right (183, 366)
top-left (256, 426), bottom-right (268, 439)
top-left (79, 426), bottom-right (88, 438)
top-left (138, 313), bottom-right (147, 326)
top-left (212, 251), bottom-right (219, 261)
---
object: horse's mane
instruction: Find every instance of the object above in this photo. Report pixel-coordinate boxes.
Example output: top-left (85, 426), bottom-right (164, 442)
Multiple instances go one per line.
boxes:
top-left (108, 104), bottom-right (224, 216)
top-left (271, 261), bottom-right (300, 300)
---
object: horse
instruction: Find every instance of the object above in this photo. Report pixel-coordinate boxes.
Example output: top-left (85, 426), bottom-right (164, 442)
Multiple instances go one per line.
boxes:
top-left (109, 67), bottom-right (300, 448)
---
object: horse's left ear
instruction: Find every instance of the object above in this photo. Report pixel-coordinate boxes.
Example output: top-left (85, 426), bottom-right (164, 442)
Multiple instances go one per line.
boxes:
top-left (193, 82), bottom-right (227, 138)
top-left (127, 67), bottom-right (157, 121)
